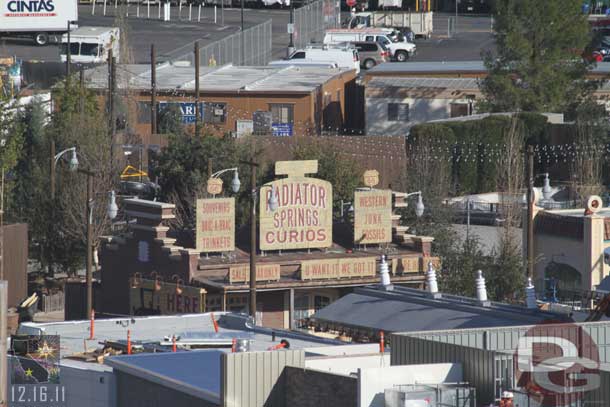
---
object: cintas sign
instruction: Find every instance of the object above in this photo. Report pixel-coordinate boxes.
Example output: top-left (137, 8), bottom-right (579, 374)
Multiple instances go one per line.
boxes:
top-left (259, 160), bottom-right (333, 251)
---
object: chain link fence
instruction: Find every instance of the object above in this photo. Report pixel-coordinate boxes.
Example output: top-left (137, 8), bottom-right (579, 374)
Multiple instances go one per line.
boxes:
top-left (160, 19), bottom-right (273, 66)
top-left (293, 0), bottom-right (340, 49)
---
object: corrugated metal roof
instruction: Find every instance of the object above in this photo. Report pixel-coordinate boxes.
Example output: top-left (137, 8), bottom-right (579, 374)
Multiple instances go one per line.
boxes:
top-left (84, 63), bottom-right (351, 93)
top-left (310, 285), bottom-right (568, 333)
top-left (106, 350), bottom-right (223, 404)
top-left (367, 61), bottom-right (610, 75)
top-left (368, 76), bottom-right (480, 90)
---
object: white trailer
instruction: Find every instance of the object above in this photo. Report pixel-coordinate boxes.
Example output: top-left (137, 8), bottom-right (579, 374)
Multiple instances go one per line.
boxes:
top-left (60, 27), bottom-right (120, 64)
top-left (0, 0), bottom-right (78, 45)
top-left (345, 11), bottom-right (433, 39)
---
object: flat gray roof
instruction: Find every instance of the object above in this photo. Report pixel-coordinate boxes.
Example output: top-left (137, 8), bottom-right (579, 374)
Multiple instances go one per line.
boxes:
top-left (84, 63), bottom-right (352, 93)
top-left (367, 61), bottom-right (610, 75)
top-left (368, 76), bottom-right (480, 90)
top-left (18, 312), bottom-right (340, 363)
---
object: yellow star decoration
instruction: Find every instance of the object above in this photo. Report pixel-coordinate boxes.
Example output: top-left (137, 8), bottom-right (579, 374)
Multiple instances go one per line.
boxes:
top-left (25, 368), bottom-right (33, 377)
top-left (36, 341), bottom-right (56, 360)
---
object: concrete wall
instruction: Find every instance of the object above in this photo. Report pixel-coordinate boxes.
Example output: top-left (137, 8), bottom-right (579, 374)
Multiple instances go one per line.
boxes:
top-left (357, 363), bottom-right (462, 407)
top-left (365, 97), bottom-right (474, 136)
top-left (285, 366), bottom-right (357, 407)
top-left (61, 364), bottom-right (117, 407)
top-left (221, 350), bottom-right (304, 407)
top-left (305, 354), bottom-right (391, 376)
top-left (115, 370), bottom-right (217, 407)
top-left (391, 335), bottom-right (504, 405)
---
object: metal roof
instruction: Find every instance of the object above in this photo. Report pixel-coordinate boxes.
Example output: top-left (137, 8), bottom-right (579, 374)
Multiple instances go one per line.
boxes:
top-left (83, 63), bottom-right (352, 93)
top-left (105, 350), bottom-right (223, 404)
top-left (310, 285), bottom-right (569, 333)
top-left (367, 61), bottom-right (610, 75)
top-left (368, 76), bottom-right (480, 90)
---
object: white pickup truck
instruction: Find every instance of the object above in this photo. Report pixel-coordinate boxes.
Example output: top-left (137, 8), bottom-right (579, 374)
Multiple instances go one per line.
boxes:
top-left (324, 29), bottom-right (415, 62)
top-left (345, 11), bottom-right (434, 39)
top-left (60, 27), bottom-right (120, 64)
top-left (0, 0), bottom-right (78, 45)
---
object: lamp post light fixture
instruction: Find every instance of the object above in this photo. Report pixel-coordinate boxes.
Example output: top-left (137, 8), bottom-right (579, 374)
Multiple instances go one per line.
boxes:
top-left (541, 173), bottom-right (553, 202)
top-left (404, 191), bottom-right (425, 218)
top-left (51, 144), bottom-right (79, 199)
top-left (210, 167), bottom-right (241, 194)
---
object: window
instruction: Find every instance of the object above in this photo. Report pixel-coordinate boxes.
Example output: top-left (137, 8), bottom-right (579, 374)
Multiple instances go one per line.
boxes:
top-left (60, 42), bottom-right (80, 55)
top-left (80, 43), bottom-right (100, 56)
top-left (376, 36), bottom-right (390, 46)
top-left (314, 295), bottom-right (330, 311)
top-left (269, 104), bottom-right (294, 124)
top-left (387, 103), bottom-right (409, 122)
top-left (450, 103), bottom-right (471, 118)
top-left (137, 101), bottom-right (152, 124)
top-left (204, 102), bottom-right (226, 124)
top-left (360, 43), bottom-right (377, 52)
top-left (365, 35), bottom-right (375, 42)
top-left (290, 51), bottom-right (306, 59)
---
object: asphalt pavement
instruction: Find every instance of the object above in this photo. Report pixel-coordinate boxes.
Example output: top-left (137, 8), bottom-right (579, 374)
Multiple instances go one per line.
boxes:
top-left (0, 4), bottom-right (290, 63)
top-left (0, 8), bottom-right (493, 65)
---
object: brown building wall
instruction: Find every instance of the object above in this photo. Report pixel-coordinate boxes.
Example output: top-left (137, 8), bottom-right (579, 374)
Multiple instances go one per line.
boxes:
top-left (284, 366), bottom-right (357, 407)
top-left (258, 291), bottom-right (285, 330)
top-left (3, 223), bottom-right (28, 308)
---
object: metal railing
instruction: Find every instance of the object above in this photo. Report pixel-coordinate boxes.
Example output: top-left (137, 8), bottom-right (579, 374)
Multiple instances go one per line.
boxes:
top-left (161, 19), bottom-right (273, 66)
top-left (293, 0), bottom-right (340, 49)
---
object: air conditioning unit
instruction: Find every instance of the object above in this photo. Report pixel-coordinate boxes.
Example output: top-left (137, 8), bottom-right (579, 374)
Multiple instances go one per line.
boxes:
top-left (384, 389), bottom-right (435, 407)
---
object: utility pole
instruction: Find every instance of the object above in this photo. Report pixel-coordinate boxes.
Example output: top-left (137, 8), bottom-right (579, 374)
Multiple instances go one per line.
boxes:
top-left (526, 145), bottom-right (534, 279)
top-left (0, 281), bottom-right (7, 407)
top-left (151, 44), bottom-right (157, 135)
top-left (249, 161), bottom-right (258, 322)
top-left (50, 140), bottom-right (56, 200)
top-left (195, 41), bottom-right (201, 137)
top-left (108, 50), bottom-right (116, 164)
top-left (66, 20), bottom-right (71, 78)
top-left (78, 169), bottom-right (95, 319)
top-left (240, 0), bottom-right (245, 65)
top-left (288, 1), bottom-right (294, 56)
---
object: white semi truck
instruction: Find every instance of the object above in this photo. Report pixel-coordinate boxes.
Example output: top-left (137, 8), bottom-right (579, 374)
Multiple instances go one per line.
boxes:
top-left (345, 11), bottom-right (434, 39)
top-left (0, 0), bottom-right (78, 45)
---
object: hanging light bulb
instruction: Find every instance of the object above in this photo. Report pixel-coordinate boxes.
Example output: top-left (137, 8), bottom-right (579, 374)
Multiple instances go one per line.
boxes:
top-left (231, 170), bottom-right (241, 193)
top-left (415, 194), bottom-right (425, 218)
top-left (68, 148), bottom-right (79, 171)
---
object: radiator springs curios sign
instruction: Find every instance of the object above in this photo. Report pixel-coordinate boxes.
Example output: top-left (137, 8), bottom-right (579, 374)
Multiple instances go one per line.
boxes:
top-left (259, 177), bottom-right (333, 251)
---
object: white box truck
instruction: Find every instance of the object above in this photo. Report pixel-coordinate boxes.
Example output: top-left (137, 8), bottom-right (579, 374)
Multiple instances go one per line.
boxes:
top-left (60, 27), bottom-right (120, 64)
top-left (0, 0), bottom-right (78, 45)
top-left (345, 11), bottom-right (434, 39)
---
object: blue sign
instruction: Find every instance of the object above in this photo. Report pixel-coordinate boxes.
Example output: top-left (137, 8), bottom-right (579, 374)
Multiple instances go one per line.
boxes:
top-left (271, 123), bottom-right (293, 137)
top-left (158, 102), bottom-right (204, 124)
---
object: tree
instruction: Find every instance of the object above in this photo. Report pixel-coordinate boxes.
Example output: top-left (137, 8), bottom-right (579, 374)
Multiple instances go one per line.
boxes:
top-left (481, 0), bottom-right (593, 113)
top-left (291, 139), bottom-right (361, 214)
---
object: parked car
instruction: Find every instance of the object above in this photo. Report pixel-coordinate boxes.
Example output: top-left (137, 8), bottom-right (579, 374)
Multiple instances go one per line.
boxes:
top-left (284, 45), bottom-right (360, 73)
top-left (351, 41), bottom-right (389, 69)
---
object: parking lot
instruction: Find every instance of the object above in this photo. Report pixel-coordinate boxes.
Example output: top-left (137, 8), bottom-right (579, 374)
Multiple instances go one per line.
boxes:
top-left (0, 4), bottom-right (290, 63)
top-left (0, 6), bottom-right (493, 65)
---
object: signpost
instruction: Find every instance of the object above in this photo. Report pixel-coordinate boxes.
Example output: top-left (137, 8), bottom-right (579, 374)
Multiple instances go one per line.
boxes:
top-left (259, 161), bottom-right (333, 251)
top-left (196, 198), bottom-right (235, 253)
top-left (354, 189), bottom-right (392, 245)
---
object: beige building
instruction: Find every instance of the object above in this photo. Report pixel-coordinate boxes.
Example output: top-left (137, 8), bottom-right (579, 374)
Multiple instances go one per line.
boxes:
top-left (526, 207), bottom-right (610, 295)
